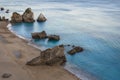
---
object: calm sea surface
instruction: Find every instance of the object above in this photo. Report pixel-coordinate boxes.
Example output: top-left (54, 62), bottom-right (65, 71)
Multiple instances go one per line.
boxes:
top-left (0, 0), bottom-right (120, 80)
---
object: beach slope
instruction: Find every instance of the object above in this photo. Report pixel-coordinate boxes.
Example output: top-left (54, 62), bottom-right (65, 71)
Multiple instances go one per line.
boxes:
top-left (0, 21), bottom-right (79, 80)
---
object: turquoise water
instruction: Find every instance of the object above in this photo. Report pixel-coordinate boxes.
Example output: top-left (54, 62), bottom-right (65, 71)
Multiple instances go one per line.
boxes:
top-left (1, 0), bottom-right (120, 80)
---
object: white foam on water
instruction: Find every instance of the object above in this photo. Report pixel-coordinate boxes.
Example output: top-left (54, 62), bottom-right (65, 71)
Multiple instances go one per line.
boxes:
top-left (64, 62), bottom-right (98, 80)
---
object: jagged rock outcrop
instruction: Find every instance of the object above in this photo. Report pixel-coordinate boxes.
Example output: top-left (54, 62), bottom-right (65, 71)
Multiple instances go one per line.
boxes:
top-left (31, 31), bottom-right (47, 39)
top-left (11, 12), bottom-right (22, 23)
top-left (37, 13), bottom-right (47, 22)
top-left (68, 46), bottom-right (83, 55)
top-left (48, 35), bottom-right (60, 41)
top-left (22, 8), bottom-right (35, 22)
top-left (26, 46), bottom-right (66, 66)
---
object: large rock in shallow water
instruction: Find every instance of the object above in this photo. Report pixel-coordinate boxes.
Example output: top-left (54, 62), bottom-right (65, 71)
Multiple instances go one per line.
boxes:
top-left (26, 46), bottom-right (66, 66)
top-left (22, 8), bottom-right (35, 22)
top-left (68, 46), bottom-right (83, 55)
top-left (31, 31), bottom-right (47, 39)
top-left (37, 13), bottom-right (47, 22)
top-left (11, 12), bottom-right (22, 23)
top-left (48, 35), bottom-right (60, 41)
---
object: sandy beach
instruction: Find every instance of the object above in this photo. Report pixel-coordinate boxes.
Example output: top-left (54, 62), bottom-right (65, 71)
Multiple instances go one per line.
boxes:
top-left (0, 21), bottom-right (79, 80)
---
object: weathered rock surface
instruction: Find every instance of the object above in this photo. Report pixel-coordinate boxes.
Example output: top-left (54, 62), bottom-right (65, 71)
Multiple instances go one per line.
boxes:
top-left (11, 12), bottom-right (22, 23)
top-left (68, 46), bottom-right (83, 55)
top-left (26, 46), bottom-right (66, 66)
top-left (31, 31), bottom-right (47, 39)
top-left (37, 13), bottom-right (47, 22)
top-left (48, 35), bottom-right (60, 41)
top-left (2, 73), bottom-right (12, 78)
top-left (22, 8), bottom-right (35, 22)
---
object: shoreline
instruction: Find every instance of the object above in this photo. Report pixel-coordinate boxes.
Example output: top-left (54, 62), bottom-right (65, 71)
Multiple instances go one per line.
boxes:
top-left (0, 21), bottom-right (80, 80)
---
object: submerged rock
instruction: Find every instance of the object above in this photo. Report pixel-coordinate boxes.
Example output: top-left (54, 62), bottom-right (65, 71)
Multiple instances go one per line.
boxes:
top-left (68, 46), bottom-right (83, 55)
top-left (11, 12), bottom-right (22, 23)
top-left (26, 46), bottom-right (66, 66)
top-left (31, 31), bottom-right (47, 39)
top-left (37, 13), bottom-right (47, 22)
top-left (22, 8), bottom-right (35, 22)
top-left (48, 35), bottom-right (60, 41)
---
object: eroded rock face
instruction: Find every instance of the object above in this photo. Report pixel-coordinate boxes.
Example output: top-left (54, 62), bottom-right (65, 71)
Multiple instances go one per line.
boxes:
top-left (48, 35), bottom-right (60, 41)
top-left (37, 13), bottom-right (47, 22)
top-left (26, 46), bottom-right (66, 66)
top-left (31, 31), bottom-right (47, 39)
top-left (68, 46), bottom-right (83, 55)
top-left (11, 12), bottom-right (22, 23)
top-left (22, 8), bottom-right (35, 22)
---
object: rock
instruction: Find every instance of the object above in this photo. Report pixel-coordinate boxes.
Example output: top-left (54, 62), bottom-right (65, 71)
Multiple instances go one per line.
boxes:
top-left (48, 35), bottom-right (60, 41)
top-left (0, 7), bottom-right (4, 11)
top-left (59, 44), bottom-right (64, 47)
top-left (31, 31), bottom-right (47, 39)
top-left (22, 8), bottom-right (35, 22)
top-left (11, 12), bottom-right (22, 23)
top-left (26, 46), bottom-right (66, 66)
top-left (5, 9), bottom-right (9, 13)
top-left (2, 73), bottom-right (12, 78)
top-left (68, 46), bottom-right (83, 55)
top-left (2, 16), bottom-right (6, 21)
top-left (37, 13), bottom-right (47, 22)
top-left (0, 16), bottom-right (8, 21)
top-left (0, 16), bottom-right (1, 21)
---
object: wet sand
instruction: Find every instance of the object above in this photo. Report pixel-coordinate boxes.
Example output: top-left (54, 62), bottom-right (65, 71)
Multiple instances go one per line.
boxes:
top-left (0, 21), bottom-right (79, 80)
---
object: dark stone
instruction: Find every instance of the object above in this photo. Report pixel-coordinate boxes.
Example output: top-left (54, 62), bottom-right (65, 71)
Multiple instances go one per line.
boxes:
top-left (0, 16), bottom-right (1, 21)
top-left (68, 46), bottom-right (83, 55)
top-left (31, 31), bottom-right (47, 39)
top-left (2, 73), bottom-right (12, 78)
top-left (59, 44), bottom-right (64, 47)
top-left (48, 35), bottom-right (60, 41)
top-left (26, 46), bottom-right (66, 66)
top-left (5, 9), bottom-right (9, 13)
top-left (0, 7), bottom-right (4, 11)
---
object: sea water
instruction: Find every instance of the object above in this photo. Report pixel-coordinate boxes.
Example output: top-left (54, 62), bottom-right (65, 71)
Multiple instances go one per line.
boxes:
top-left (0, 0), bottom-right (120, 80)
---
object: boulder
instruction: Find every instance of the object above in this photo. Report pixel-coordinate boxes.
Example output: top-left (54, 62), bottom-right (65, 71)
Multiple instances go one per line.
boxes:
top-left (11, 12), bottom-right (22, 23)
top-left (37, 13), bottom-right (47, 22)
top-left (26, 46), bottom-right (66, 66)
top-left (68, 46), bottom-right (83, 55)
top-left (31, 31), bottom-right (47, 39)
top-left (22, 8), bottom-right (35, 22)
top-left (48, 35), bottom-right (60, 41)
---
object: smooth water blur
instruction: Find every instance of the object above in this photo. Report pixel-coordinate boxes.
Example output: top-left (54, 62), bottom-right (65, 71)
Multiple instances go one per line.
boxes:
top-left (1, 0), bottom-right (120, 80)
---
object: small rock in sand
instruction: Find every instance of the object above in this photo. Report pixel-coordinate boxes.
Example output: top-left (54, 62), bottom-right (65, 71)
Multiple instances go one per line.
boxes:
top-left (2, 73), bottom-right (12, 78)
